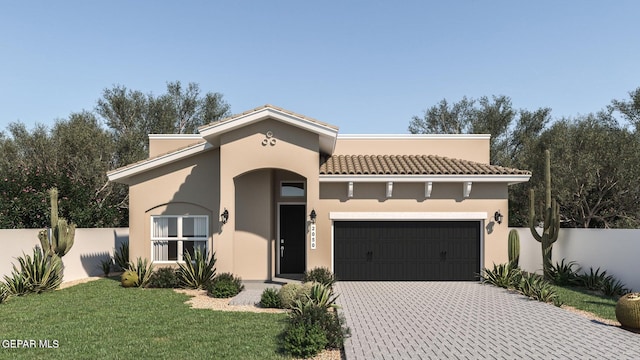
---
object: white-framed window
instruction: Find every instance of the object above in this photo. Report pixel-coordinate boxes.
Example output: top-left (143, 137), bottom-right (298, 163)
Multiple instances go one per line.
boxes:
top-left (151, 215), bottom-right (208, 262)
top-left (281, 181), bottom-right (305, 197)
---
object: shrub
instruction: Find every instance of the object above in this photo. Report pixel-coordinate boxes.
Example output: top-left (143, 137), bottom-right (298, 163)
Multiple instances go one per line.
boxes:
top-left (547, 259), bottom-right (580, 286)
top-left (302, 267), bottom-right (336, 288)
top-left (290, 300), bottom-right (349, 349)
top-left (99, 257), bottom-right (113, 277)
top-left (481, 263), bottom-right (521, 289)
top-left (260, 288), bottom-right (281, 308)
top-left (278, 282), bottom-right (313, 309)
top-left (113, 242), bottom-right (129, 271)
top-left (177, 249), bottom-right (216, 289)
top-left (282, 321), bottom-right (328, 358)
top-left (127, 257), bottom-right (154, 287)
top-left (207, 273), bottom-right (244, 298)
top-left (147, 267), bottom-right (179, 288)
top-left (121, 270), bottom-right (138, 288)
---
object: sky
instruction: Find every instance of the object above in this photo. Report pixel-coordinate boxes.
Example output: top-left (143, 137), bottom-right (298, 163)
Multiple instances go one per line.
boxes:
top-left (1, 1), bottom-right (639, 134)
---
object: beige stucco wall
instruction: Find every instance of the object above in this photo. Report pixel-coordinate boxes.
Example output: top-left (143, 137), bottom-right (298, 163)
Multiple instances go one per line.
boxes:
top-left (127, 150), bottom-right (220, 263)
top-left (148, 135), bottom-right (204, 158)
top-left (333, 136), bottom-right (490, 164)
top-left (217, 119), bottom-right (320, 280)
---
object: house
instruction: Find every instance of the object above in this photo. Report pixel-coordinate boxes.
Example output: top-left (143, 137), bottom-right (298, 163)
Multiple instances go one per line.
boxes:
top-left (107, 105), bottom-right (530, 281)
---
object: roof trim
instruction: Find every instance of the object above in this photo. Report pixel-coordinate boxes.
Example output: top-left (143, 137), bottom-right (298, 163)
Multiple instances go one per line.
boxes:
top-left (329, 211), bottom-right (489, 220)
top-left (148, 134), bottom-right (203, 140)
top-left (337, 134), bottom-right (491, 140)
top-left (198, 105), bottom-right (339, 154)
top-left (319, 174), bottom-right (531, 185)
top-left (107, 141), bottom-right (213, 184)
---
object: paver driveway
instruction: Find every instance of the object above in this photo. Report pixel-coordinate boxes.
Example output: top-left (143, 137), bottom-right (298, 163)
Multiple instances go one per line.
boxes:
top-left (335, 282), bottom-right (640, 359)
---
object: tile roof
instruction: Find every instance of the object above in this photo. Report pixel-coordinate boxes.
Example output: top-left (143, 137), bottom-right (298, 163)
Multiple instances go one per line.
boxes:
top-left (319, 155), bottom-right (530, 176)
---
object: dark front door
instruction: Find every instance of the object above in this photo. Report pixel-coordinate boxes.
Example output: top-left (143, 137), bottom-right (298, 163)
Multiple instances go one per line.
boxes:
top-left (334, 221), bottom-right (480, 281)
top-left (279, 204), bottom-right (306, 274)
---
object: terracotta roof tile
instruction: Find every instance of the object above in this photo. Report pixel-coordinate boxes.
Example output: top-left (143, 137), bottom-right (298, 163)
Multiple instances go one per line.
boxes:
top-left (319, 155), bottom-right (530, 176)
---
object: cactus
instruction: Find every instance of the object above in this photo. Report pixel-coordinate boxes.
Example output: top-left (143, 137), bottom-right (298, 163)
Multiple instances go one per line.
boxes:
top-left (38, 188), bottom-right (76, 259)
top-left (529, 150), bottom-right (560, 279)
top-left (508, 229), bottom-right (520, 268)
top-left (121, 270), bottom-right (139, 288)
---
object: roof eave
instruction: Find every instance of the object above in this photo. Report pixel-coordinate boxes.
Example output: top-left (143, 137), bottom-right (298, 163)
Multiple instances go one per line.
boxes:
top-left (318, 174), bottom-right (531, 184)
top-left (198, 106), bottom-right (339, 154)
top-left (107, 142), bottom-right (214, 185)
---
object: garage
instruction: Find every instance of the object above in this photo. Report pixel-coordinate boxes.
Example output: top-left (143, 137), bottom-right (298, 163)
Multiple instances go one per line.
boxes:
top-left (333, 221), bottom-right (481, 281)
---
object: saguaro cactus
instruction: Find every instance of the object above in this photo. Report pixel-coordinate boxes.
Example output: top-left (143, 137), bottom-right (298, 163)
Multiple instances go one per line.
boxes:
top-left (529, 150), bottom-right (560, 279)
top-left (38, 188), bottom-right (75, 258)
top-left (507, 229), bottom-right (520, 268)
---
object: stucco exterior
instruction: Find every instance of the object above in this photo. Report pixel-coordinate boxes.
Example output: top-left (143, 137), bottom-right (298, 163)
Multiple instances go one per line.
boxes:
top-left (108, 105), bottom-right (530, 281)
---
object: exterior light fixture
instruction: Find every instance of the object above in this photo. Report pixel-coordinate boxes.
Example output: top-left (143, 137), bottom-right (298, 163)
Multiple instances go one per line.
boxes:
top-left (309, 209), bottom-right (317, 224)
top-left (221, 208), bottom-right (229, 224)
top-left (494, 211), bottom-right (503, 225)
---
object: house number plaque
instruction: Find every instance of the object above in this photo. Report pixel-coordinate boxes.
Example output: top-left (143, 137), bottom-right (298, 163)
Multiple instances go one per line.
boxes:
top-left (310, 224), bottom-right (316, 249)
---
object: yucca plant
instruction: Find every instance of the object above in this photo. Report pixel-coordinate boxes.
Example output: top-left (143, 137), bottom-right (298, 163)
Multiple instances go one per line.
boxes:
top-left (18, 247), bottom-right (62, 293)
top-left (127, 257), bottom-right (154, 287)
top-left (99, 257), bottom-right (113, 277)
top-left (547, 259), bottom-right (581, 286)
top-left (0, 283), bottom-right (7, 303)
top-left (177, 249), bottom-right (216, 289)
top-left (113, 242), bottom-right (129, 271)
top-left (578, 267), bottom-right (608, 291)
top-left (601, 275), bottom-right (629, 297)
top-left (3, 270), bottom-right (30, 296)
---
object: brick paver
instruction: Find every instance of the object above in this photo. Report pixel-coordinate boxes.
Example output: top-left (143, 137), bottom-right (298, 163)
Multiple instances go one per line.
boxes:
top-left (335, 282), bottom-right (640, 359)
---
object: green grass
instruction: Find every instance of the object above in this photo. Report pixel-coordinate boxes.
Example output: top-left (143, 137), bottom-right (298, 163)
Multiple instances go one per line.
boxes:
top-left (553, 285), bottom-right (619, 321)
top-left (0, 278), bottom-right (289, 359)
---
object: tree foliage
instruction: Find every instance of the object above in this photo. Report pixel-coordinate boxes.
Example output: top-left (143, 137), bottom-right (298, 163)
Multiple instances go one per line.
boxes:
top-left (0, 81), bottom-right (230, 229)
top-left (410, 91), bottom-right (640, 228)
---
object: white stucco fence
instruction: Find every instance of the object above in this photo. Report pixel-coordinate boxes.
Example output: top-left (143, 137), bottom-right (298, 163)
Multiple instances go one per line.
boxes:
top-left (512, 227), bottom-right (640, 292)
top-left (0, 228), bottom-right (129, 283)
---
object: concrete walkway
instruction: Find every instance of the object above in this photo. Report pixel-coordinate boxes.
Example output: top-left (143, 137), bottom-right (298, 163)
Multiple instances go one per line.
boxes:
top-left (335, 282), bottom-right (640, 360)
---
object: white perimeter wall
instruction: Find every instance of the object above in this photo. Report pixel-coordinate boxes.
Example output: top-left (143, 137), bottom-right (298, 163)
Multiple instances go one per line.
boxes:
top-left (1, 228), bottom-right (129, 283)
top-left (513, 227), bottom-right (640, 292)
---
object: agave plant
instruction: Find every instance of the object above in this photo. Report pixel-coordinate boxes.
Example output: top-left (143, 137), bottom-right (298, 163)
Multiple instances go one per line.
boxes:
top-left (19, 247), bottom-right (62, 293)
top-left (113, 242), bottom-right (130, 271)
top-left (127, 257), bottom-right (154, 287)
top-left (177, 249), bottom-right (217, 289)
top-left (547, 259), bottom-right (581, 286)
top-left (481, 263), bottom-right (521, 289)
top-left (3, 270), bottom-right (30, 296)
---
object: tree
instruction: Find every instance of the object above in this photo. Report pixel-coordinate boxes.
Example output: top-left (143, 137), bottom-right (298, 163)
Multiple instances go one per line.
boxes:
top-left (96, 81), bottom-right (231, 169)
top-left (609, 86), bottom-right (640, 130)
top-left (409, 95), bottom-right (551, 167)
top-left (535, 114), bottom-right (640, 228)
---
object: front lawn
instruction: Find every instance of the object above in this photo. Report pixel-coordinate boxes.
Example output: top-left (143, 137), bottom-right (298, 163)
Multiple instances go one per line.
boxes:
top-left (0, 278), bottom-right (289, 359)
top-left (553, 285), bottom-right (619, 321)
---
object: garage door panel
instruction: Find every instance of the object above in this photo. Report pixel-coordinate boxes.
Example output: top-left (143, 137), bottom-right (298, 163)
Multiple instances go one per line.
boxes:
top-left (334, 221), bottom-right (480, 281)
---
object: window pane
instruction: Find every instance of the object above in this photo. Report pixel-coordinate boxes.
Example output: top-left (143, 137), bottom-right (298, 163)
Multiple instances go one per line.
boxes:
top-left (152, 218), bottom-right (168, 238)
top-left (281, 182), bottom-right (305, 197)
top-left (153, 241), bottom-right (168, 261)
top-left (168, 241), bottom-right (178, 261)
top-left (183, 217), bottom-right (207, 237)
top-left (167, 218), bottom-right (178, 237)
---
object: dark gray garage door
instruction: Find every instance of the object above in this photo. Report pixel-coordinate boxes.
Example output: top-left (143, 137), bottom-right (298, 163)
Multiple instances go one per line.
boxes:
top-left (334, 221), bottom-right (480, 281)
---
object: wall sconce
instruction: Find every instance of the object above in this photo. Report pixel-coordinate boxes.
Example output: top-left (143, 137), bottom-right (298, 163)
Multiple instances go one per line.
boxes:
top-left (494, 211), bottom-right (504, 225)
top-left (221, 208), bottom-right (229, 224)
top-left (309, 209), bottom-right (317, 224)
